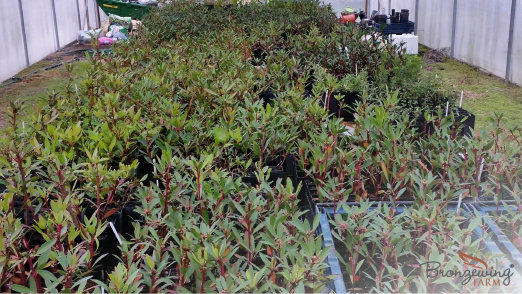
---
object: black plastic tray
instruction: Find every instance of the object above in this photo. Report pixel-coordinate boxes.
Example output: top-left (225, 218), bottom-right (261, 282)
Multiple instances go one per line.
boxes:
top-left (374, 21), bottom-right (415, 35)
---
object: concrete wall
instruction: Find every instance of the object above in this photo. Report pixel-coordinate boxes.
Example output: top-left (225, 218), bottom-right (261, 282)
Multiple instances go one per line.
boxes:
top-left (0, 0), bottom-right (106, 82)
top-left (326, 0), bottom-right (522, 86)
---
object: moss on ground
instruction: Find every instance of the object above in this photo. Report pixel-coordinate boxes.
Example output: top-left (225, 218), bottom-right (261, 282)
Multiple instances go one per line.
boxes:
top-left (422, 52), bottom-right (522, 130)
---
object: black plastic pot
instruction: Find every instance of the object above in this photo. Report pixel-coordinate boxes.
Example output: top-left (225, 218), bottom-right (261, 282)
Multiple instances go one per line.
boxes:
top-left (120, 204), bottom-right (144, 239)
top-left (80, 206), bottom-right (122, 279)
top-left (375, 14), bottom-right (387, 24)
top-left (81, 203), bottom-right (144, 240)
top-left (453, 107), bottom-right (475, 137)
top-left (259, 90), bottom-right (277, 107)
top-left (400, 9), bottom-right (409, 23)
top-left (409, 111), bottom-right (437, 136)
top-left (135, 149), bottom-right (164, 188)
top-left (391, 12), bottom-right (400, 23)
top-left (323, 91), bottom-right (361, 122)
top-left (297, 175), bottom-right (318, 223)
top-left (204, 3), bottom-right (215, 10)
top-left (136, 155), bottom-right (154, 183)
top-left (408, 108), bottom-right (475, 137)
top-left (80, 204), bottom-right (144, 281)
top-left (13, 201), bottom-right (46, 246)
top-left (251, 48), bottom-right (267, 66)
top-left (13, 200), bottom-right (40, 223)
top-left (242, 167), bottom-right (284, 186)
top-left (304, 69), bottom-right (315, 95)
top-left (374, 21), bottom-right (414, 35)
top-left (241, 154), bottom-right (297, 187)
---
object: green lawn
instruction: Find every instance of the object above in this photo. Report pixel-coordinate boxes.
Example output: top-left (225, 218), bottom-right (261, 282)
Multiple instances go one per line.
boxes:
top-left (0, 61), bottom-right (89, 129)
top-left (423, 56), bottom-right (522, 130)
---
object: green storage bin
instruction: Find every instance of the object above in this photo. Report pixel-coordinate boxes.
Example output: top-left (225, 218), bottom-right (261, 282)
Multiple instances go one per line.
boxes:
top-left (96, 0), bottom-right (152, 20)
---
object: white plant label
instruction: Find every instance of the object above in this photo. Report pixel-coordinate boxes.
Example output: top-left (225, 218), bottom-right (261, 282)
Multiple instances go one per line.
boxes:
top-left (324, 91), bottom-right (328, 110)
top-left (153, 159), bottom-right (159, 187)
top-left (456, 194), bottom-right (463, 216)
top-left (477, 158), bottom-right (485, 182)
top-left (109, 221), bottom-right (123, 245)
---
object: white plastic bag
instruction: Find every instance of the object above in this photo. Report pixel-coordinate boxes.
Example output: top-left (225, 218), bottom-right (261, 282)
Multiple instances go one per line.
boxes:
top-left (137, 0), bottom-right (158, 5)
top-left (78, 29), bottom-right (102, 45)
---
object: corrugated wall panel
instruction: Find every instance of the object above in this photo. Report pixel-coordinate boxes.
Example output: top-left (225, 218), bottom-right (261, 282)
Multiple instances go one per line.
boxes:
top-left (21, 0), bottom-right (56, 64)
top-left (78, 0), bottom-right (99, 30)
top-left (453, 0), bottom-right (511, 79)
top-left (55, 0), bottom-right (82, 47)
top-left (0, 0), bottom-right (108, 82)
top-left (0, 0), bottom-right (26, 82)
top-left (416, 0), bottom-right (453, 49)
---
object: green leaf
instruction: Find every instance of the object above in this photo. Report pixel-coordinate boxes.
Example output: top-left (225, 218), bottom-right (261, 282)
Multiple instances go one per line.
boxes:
top-left (37, 249), bottom-right (51, 268)
top-left (37, 239), bottom-right (56, 256)
top-left (312, 214), bottom-right (321, 230)
top-left (37, 270), bottom-right (56, 283)
top-left (146, 254), bottom-right (155, 269)
top-left (433, 276), bottom-right (453, 284)
top-left (213, 127), bottom-right (230, 144)
top-left (12, 284), bottom-right (33, 293)
top-left (72, 276), bottom-right (92, 293)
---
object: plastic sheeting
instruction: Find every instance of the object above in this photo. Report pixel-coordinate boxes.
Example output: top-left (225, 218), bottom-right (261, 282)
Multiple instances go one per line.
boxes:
top-left (0, 1), bottom-right (26, 81)
top-left (453, 0), bottom-right (512, 81)
top-left (22, 0), bottom-right (57, 65)
top-left (0, 0), bottom-right (107, 82)
top-left (415, 0), bottom-right (453, 49)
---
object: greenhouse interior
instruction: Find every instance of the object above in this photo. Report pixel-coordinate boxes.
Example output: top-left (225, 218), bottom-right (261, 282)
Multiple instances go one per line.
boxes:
top-left (0, 0), bottom-right (521, 293)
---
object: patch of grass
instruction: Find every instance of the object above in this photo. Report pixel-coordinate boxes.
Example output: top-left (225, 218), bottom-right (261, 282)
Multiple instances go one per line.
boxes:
top-left (423, 56), bottom-right (522, 130)
top-left (0, 61), bottom-right (89, 129)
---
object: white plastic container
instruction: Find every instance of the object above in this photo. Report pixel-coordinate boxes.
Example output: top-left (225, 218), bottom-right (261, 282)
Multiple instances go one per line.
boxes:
top-left (391, 33), bottom-right (419, 55)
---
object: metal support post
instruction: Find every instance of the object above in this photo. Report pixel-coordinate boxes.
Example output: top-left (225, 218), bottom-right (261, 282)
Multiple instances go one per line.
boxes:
top-left (505, 0), bottom-right (517, 85)
top-left (50, 0), bottom-right (61, 50)
top-left (450, 0), bottom-right (458, 59)
top-left (17, 0), bottom-right (30, 67)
